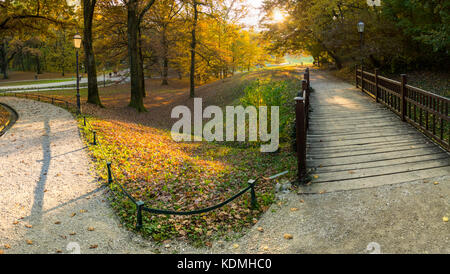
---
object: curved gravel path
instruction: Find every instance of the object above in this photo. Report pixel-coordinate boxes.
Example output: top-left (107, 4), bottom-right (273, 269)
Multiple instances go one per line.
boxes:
top-left (0, 97), bottom-right (154, 254)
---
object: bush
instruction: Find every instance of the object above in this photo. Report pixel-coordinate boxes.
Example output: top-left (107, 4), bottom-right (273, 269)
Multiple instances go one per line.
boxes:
top-left (240, 78), bottom-right (301, 142)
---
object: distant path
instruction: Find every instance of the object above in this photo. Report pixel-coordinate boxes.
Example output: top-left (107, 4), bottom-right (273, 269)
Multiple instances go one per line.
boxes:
top-left (0, 97), bottom-right (151, 254)
top-left (300, 70), bottom-right (450, 193)
top-left (0, 74), bottom-right (130, 92)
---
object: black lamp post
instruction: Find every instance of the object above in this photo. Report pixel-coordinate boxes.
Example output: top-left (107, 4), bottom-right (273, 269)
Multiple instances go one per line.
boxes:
top-left (357, 21), bottom-right (365, 66)
top-left (73, 33), bottom-right (82, 114)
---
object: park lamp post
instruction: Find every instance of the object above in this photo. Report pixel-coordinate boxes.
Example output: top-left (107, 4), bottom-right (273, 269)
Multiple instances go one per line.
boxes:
top-left (357, 21), bottom-right (365, 66)
top-left (73, 33), bottom-right (82, 114)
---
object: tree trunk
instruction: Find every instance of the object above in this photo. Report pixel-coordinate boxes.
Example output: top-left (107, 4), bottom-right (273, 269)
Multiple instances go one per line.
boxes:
top-left (83, 0), bottom-right (102, 106)
top-left (161, 26), bottom-right (169, 86)
top-left (138, 26), bottom-right (146, 98)
top-left (127, 0), bottom-right (146, 112)
top-left (189, 1), bottom-right (198, 98)
top-left (0, 41), bottom-right (8, 79)
top-left (36, 56), bottom-right (42, 74)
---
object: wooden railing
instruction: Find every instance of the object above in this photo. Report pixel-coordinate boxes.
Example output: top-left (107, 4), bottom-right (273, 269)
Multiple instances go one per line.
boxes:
top-left (295, 68), bottom-right (311, 183)
top-left (356, 66), bottom-right (449, 150)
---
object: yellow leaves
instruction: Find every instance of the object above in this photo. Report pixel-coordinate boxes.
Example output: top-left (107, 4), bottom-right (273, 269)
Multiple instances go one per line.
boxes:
top-left (12, 220), bottom-right (19, 225)
top-left (290, 207), bottom-right (299, 212)
top-left (0, 250), bottom-right (4, 254)
top-left (54, 221), bottom-right (61, 225)
top-left (299, 199), bottom-right (305, 203)
top-left (313, 175), bottom-right (319, 179)
top-left (443, 216), bottom-right (449, 222)
top-left (87, 227), bottom-right (95, 231)
top-left (4, 244), bottom-right (11, 249)
top-left (262, 245), bottom-right (269, 251)
top-left (69, 232), bottom-right (77, 236)
top-left (70, 213), bottom-right (76, 217)
top-left (24, 224), bottom-right (32, 228)
top-left (283, 233), bottom-right (293, 240)
top-left (89, 244), bottom-right (98, 249)
top-left (233, 244), bottom-right (239, 249)
top-left (26, 240), bottom-right (33, 245)
top-left (79, 209), bottom-right (88, 213)
top-left (319, 190), bottom-right (326, 194)
top-left (257, 227), bottom-right (264, 232)
top-left (433, 181), bottom-right (439, 185)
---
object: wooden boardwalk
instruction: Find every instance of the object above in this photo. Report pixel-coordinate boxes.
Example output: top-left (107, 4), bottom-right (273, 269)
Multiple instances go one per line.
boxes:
top-left (300, 71), bottom-right (450, 193)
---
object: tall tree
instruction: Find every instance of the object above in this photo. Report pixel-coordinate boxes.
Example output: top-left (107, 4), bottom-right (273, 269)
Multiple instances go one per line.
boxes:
top-left (125, 0), bottom-right (156, 112)
top-left (83, 0), bottom-right (102, 106)
top-left (189, 0), bottom-right (199, 98)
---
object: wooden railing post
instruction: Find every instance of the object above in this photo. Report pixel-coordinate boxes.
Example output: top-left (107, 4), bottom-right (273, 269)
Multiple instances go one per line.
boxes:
top-left (302, 79), bottom-right (309, 129)
top-left (295, 90), bottom-right (307, 184)
top-left (375, 68), bottom-right (379, 103)
top-left (305, 68), bottom-right (310, 89)
top-left (360, 65), bottom-right (364, 92)
top-left (401, 74), bottom-right (407, 122)
top-left (355, 65), bottom-right (358, 88)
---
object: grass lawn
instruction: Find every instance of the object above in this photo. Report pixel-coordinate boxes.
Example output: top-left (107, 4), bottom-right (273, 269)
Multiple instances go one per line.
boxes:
top-left (26, 66), bottom-right (303, 246)
top-left (0, 78), bottom-right (74, 87)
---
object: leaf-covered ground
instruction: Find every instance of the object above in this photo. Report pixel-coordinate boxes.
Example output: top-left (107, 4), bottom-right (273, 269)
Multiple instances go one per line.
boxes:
top-left (30, 67), bottom-right (302, 246)
top-left (0, 105), bottom-right (10, 131)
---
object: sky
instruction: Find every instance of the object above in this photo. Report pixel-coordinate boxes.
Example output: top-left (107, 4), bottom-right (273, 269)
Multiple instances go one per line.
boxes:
top-left (240, 0), bottom-right (265, 28)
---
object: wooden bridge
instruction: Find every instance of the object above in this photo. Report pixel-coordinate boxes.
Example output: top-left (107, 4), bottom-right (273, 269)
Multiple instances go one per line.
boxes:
top-left (297, 69), bottom-right (449, 193)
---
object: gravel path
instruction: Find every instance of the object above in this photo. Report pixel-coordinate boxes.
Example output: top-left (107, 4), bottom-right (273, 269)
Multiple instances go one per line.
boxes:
top-left (0, 97), bottom-right (154, 254)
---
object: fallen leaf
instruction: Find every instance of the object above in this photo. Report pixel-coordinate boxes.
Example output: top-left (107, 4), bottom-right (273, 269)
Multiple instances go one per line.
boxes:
top-left (433, 182), bottom-right (439, 185)
top-left (70, 213), bottom-right (76, 217)
top-left (205, 242), bottom-right (212, 247)
top-left (54, 221), bottom-right (61, 225)
top-left (4, 244), bottom-right (11, 249)
top-left (319, 190), bottom-right (326, 194)
top-left (80, 209), bottom-right (88, 213)
top-left (443, 217), bottom-right (449, 222)
top-left (299, 199), bottom-right (305, 203)
top-left (25, 224), bottom-right (32, 228)
top-left (87, 227), bottom-right (95, 231)
top-left (348, 171), bottom-right (355, 174)
top-left (262, 246), bottom-right (269, 251)
top-left (257, 227), bottom-right (264, 232)
top-left (12, 221), bottom-right (19, 225)
top-left (290, 208), bottom-right (299, 212)
top-left (283, 233), bottom-right (293, 240)
top-left (233, 244), bottom-right (239, 249)
top-left (26, 240), bottom-right (33, 245)
top-left (89, 244), bottom-right (98, 249)
top-left (313, 175), bottom-right (319, 179)
top-left (0, 250), bottom-right (4, 254)
top-left (56, 250), bottom-right (63, 254)
top-left (69, 232), bottom-right (76, 236)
